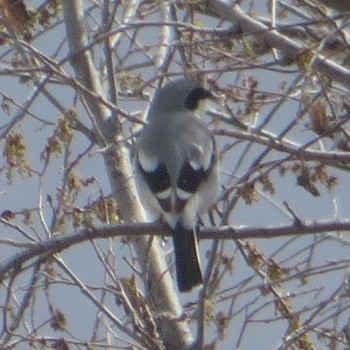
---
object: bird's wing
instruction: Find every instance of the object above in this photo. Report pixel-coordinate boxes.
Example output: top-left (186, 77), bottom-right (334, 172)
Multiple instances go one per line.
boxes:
top-left (175, 130), bottom-right (217, 213)
top-left (136, 143), bottom-right (172, 213)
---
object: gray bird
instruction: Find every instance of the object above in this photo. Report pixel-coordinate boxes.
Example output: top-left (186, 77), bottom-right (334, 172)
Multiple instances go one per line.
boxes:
top-left (135, 77), bottom-right (220, 292)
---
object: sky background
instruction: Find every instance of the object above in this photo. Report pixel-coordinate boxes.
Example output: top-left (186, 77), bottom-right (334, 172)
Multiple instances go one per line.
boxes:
top-left (0, 1), bottom-right (349, 349)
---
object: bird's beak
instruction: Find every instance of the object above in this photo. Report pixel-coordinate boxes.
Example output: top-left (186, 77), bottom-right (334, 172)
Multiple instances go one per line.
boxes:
top-left (206, 91), bottom-right (221, 106)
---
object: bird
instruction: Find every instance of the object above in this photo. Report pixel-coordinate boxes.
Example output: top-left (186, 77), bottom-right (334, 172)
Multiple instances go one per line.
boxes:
top-left (134, 77), bottom-right (220, 292)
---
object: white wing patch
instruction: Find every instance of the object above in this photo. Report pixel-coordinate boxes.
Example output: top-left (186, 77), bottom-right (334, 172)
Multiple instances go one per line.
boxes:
top-left (176, 188), bottom-right (192, 200)
top-left (156, 188), bottom-right (172, 200)
top-left (137, 148), bottom-right (160, 172)
top-left (188, 140), bottom-right (213, 171)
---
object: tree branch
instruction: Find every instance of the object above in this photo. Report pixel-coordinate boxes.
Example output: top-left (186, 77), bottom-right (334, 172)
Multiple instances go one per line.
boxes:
top-left (203, 1), bottom-right (350, 89)
top-left (1, 218), bottom-right (349, 282)
top-left (61, 2), bottom-right (194, 349)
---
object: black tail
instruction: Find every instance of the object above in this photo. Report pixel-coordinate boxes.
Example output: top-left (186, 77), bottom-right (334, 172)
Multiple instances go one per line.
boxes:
top-left (172, 223), bottom-right (203, 292)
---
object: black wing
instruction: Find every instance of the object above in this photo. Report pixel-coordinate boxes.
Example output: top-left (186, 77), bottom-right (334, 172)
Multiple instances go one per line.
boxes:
top-left (175, 152), bottom-right (216, 212)
top-left (137, 158), bottom-right (172, 213)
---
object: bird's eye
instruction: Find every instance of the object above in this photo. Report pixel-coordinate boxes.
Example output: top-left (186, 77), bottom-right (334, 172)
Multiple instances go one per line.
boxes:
top-left (185, 87), bottom-right (212, 111)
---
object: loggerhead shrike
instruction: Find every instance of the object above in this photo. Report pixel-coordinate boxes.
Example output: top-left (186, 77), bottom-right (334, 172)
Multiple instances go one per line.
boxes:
top-left (135, 77), bottom-right (220, 292)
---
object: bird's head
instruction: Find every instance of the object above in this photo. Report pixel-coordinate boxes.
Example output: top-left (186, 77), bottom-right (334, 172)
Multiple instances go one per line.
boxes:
top-left (149, 78), bottom-right (214, 117)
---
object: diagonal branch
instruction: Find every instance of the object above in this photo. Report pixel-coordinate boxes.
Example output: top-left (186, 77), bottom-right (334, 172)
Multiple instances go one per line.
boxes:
top-left (61, 1), bottom-right (194, 349)
top-left (202, 1), bottom-right (350, 89)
